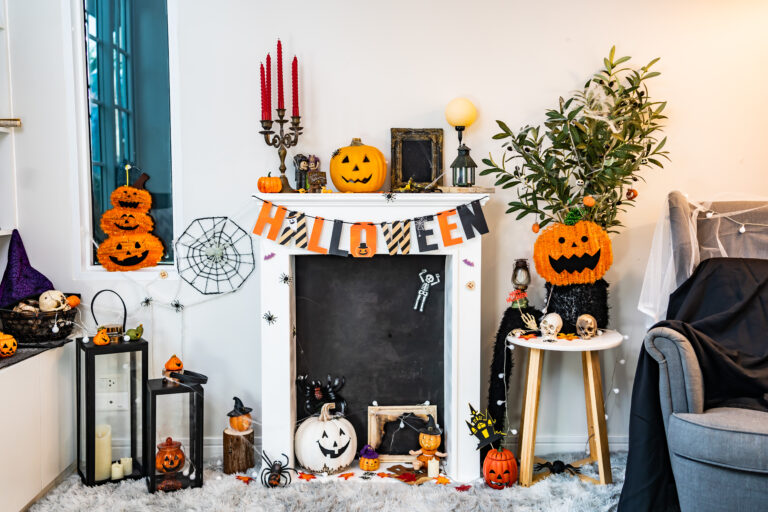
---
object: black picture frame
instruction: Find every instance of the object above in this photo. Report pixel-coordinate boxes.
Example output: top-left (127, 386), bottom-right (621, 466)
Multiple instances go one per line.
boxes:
top-left (391, 128), bottom-right (443, 190)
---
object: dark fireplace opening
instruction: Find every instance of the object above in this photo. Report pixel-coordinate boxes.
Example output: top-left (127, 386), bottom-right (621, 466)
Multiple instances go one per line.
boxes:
top-left (295, 254), bottom-right (446, 453)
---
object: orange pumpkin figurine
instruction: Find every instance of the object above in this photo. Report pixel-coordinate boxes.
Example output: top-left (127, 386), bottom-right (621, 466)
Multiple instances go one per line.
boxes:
top-left (483, 447), bottom-right (518, 489)
top-left (532, 220), bottom-right (613, 286)
top-left (359, 445), bottom-right (380, 471)
top-left (155, 437), bottom-right (185, 473)
top-left (257, 173), bottom-right (283, 193)
top-left (92, 328), bottom-right (111, 346)
top-left (66, 295), bottom-right (81, 308)
top-left (0, 332), bottom-right (17, 358)
top-left (162, 354), bottom-right (184, 381)
top-left (409, 415), bottom-right (447, 471)
top-left (227, 397), bottom-right (253, 432)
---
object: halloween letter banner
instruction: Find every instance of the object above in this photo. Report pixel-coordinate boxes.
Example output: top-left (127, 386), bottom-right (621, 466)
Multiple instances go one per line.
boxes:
top-left (252, 198), bottom-right (489, 257)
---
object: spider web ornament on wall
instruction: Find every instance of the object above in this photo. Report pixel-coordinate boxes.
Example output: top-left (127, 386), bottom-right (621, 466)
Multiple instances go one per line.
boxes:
top-left (175, 217), bottom-right (255, 294)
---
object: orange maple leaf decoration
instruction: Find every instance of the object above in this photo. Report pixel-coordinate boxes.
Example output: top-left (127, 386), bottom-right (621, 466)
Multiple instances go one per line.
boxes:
top-left (297, 472), bottom-right (316, 481)
top-left (558, 332), bottom-right (578, 340)
top-left (455, 484), bottom-right (472, 492)
top-left (519, 333), bottom-right (537, 340)
top-left (376, 472), bottom-right (391, 479)
top-left (338, 472), bottom-right (355, 480)
top-left (434, 475), bottom-right (450, 485)
top-left (235, 475), bottom-right (254, 485)
top-left (397, 472), bottom-right (418, 483)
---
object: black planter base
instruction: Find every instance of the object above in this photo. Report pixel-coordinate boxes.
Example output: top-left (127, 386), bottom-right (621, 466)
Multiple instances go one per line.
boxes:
top-left (545, 279), bottom-right (609, 333)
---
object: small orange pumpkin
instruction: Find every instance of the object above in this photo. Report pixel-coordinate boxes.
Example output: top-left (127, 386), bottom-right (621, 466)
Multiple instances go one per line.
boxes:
top-left (155, 437), bottom-right (185, 473)
top-left (110, 185), bottom-right (152, 213)
top-left (92, 328), bottom-right (110, 346)
top-left (582, 195), bottom-right (596, 207)
top-left (533, 220), bottom-right (613, 286)
top-left (165, 354), bottom-right (183, 372)
top-left (97, 234), bottom-right (164, 272)
top-left (330, 138), bottom-right (387, 193)
top-left (0, 332), bottom-right (17, 358)
top-left (229, 414), bottom-right (252, 432)
top-left (258, 173), bottom-right (283, 193)
top-left (483, 447), bottom-right (517, 489)
top-left (66, 295), bottom-right (81, 308)
top-left (359, 457), bottom-right (379, 471)
top-left (100, 207), bottom-right (154, 237)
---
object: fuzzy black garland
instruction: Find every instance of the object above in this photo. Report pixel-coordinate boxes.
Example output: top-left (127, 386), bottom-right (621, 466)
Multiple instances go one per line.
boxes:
top-left (545, 279), bottom-right (609, 333)
top-left (484, 304), bottom-right (542, 460)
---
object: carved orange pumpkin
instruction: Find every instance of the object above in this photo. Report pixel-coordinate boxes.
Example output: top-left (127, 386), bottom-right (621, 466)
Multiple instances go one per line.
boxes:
top-left (0, 332), bottom-right (17, 358)
top-left (483, 447), bottom-right (517, 489)
top-left (330, 138), bottom-right (387, 193)
top-left (100, 208), bottom-right (154, 237)
top-left (97, 234), bottom-right (164, 272)
top-left (155, 437), bottom-right (185, 473)
top-left (419, 432), bottom-right (441, 452)
top-left (359, 457), bottom-right (379, 471)
top-left (165, 354), bottom-right (183, 372)
top-left (257, 173), bottom-right (282, 193)
top-left (533, 221), bottom-right (613, 286)
top-left (110, 185), bottom-right (152, 213)
top-left (92, 328), bottom-right (110, 346)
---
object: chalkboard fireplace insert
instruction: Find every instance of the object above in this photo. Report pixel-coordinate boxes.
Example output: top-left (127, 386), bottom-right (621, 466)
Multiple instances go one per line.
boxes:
top-left (258, 193), bottom-right (488, 482)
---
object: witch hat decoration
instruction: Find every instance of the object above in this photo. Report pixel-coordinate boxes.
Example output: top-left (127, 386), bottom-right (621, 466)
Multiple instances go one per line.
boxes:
top-left (419, 414), bottom-right (443, 436)
top-left (0, 230), bottom-right (55, 308)
top-left (228, 397), bottom-right (253, 417)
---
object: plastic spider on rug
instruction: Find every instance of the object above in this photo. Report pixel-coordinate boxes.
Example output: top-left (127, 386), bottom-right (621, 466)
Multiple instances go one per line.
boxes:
top-left (534, 460), bottom-right (581, 476)
top-left (261, 451), bottom-right (295, 488)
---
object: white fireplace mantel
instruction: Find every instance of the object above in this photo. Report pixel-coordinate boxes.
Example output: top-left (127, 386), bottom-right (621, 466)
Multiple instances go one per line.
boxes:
top-left (257, 193), bottom-right (489, 482)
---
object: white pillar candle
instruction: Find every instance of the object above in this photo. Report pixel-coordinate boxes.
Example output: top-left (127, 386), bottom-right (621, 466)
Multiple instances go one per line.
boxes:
top-left (94, 424), bottom-right (112, 481)
top-left (120, 457), bottom-right (133, 475)
top-left (428, 458), bottom-right (440, 478)
top-left (111, 461), bottom-right (124, 480)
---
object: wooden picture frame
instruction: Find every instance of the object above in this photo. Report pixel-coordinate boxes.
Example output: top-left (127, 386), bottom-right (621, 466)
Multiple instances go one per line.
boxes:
top-left (390, 128), bottom-right (443, 190)
top-left (367, 404), bottom-right (438, 463)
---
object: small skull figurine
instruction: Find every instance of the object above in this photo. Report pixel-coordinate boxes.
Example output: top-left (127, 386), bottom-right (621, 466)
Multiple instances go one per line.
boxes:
top-left (539, 313), bottom-right (563, 342)
top-left (576, 314), bottom-right (597, 340)
top-left (39, 290), bottom-right (69, 312)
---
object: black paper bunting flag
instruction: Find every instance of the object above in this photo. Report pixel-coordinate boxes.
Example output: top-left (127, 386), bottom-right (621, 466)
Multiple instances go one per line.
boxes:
top-left (457, 200), bottom-right (489, 240)
top-left (329, 219), bottom-right (349, 257)
top-left (414, 215), bottom-right (439, 253)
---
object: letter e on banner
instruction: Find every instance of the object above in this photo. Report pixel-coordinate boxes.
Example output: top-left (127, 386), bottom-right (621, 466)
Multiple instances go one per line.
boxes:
top-left (436, 209), bottom-right (463, 247)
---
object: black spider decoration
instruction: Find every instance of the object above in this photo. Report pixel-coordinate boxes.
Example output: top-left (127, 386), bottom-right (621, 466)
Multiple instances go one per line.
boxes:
top-left (263, 311), bottom-right (277, 325)
top-left (382, 192), bottom-right (396, 203)
top-left (360, 471), bottom-right (376, 480)
top-left (291, 325), bottom-right (296, 337)
top-left (261, 451), bottom-right (294, 488)
top-left (296, 374), bottom-right (347, 416)
top-left (170, 300), bottom-right (184, 313)
top-left (279, 273), bottom-right (292, 285)
top-left (534, 460), bottom-right (581, 476)
top-left (141, 297), bottom-right (153, 307)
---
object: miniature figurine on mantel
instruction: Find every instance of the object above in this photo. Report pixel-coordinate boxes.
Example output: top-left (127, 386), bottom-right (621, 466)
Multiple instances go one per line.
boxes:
top-left (409, 415), bottom-right (446, 471)
top-left (293, 154), bottom-right (309, 191)
top-left (306, 155), bottom-right (326, 193)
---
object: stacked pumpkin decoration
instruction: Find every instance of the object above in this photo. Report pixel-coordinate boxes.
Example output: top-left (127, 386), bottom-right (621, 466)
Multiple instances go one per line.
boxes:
top-left (294, 402), bottom-right (357, 474)
top-left (330, 138), bottom-right (387, 193)
top-left (0, 332), bottom-right (17, 358)
top-left (97, 167), bottom-right (164, 272)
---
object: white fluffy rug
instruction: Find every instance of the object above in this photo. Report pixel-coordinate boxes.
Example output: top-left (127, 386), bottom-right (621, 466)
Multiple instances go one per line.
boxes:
top-left (31, 452), bottom-right (625, 512)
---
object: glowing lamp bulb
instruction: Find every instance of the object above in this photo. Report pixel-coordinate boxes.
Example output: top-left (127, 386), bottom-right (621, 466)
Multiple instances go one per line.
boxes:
top-left (445, 97), bottom-right (477, 127)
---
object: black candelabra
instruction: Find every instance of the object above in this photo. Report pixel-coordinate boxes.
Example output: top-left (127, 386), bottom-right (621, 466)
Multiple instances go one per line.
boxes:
top-left (260, 108), bottom-right (302, 193)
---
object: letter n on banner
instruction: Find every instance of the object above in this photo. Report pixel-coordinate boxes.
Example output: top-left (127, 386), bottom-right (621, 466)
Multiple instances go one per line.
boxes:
top-left (278, 211), bottom-right (308, 248)
top-left (456, 199), bottom-right (489, 240)
top-left (253, 201), bottom-right (287, 241)
top-left (380, 220), bottom-right (411, 255)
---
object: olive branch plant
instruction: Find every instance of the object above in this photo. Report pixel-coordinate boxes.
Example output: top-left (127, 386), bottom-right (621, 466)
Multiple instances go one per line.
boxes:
top-left (481, 46), bottom-right (668, 233)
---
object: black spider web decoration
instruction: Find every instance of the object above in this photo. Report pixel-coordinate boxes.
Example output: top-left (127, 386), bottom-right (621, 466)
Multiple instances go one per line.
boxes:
top-left (175, 217), bottom-right (255, 295)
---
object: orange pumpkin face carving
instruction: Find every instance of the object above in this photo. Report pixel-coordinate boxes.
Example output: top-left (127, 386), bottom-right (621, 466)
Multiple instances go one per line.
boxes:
top-left (533, 221), bottom-right (613, 286)
top-left (110, 185), bottom-right (152, 213)
top-left (419, 432), bottom-right (441, 452)
top-left (483, 447), bottom-right (517, 489)
top-left (155, 437), bottom-right (185, 473)
top-left (0, 332), bottom-right (17, 358)
top-left (100, 208), bottom-right (154, 237)
top-left (97, 234), bottom-right (164, 272)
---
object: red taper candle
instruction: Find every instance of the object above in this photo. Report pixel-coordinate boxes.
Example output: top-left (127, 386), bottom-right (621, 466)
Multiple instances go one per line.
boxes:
top-left (292, 56), bottom-right (299, 117)
top-left (260, 63), bottom-right (267, 120)
top-left (277, 39), bottom-right (284, 110)
top-left (265, 53), bottom-right (272, 118)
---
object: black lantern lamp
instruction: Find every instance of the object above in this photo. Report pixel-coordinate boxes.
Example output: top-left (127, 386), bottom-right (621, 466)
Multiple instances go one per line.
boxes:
top-left (511, 259), bottom-right (532, 309)
top-left (445, 97), bottom-right (478, 187)
top-left (465, 404), bottom-right (505, 449)
top-left (144, 375), bottom-right (205, 493)
top-left (76, 338), bottom-right (148, 486)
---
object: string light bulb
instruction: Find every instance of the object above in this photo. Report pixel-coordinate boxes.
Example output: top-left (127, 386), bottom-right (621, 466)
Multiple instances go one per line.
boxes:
top-left (739, 225), bottom-right (746, 234)
top-left (705, 211), bottom-right (713, 218)
top-left (511, 429), bottom-right (518, 435)
top-left (619, 359), bottom-right (626, 365)
top-left (498, 373), bottom-right (504, 379)
top-left (613, 388), bottom-right (620, 394)
top-left (51, 324), bottom-right (59, 334)
top-left (496, 400), bottom-right (505, 406)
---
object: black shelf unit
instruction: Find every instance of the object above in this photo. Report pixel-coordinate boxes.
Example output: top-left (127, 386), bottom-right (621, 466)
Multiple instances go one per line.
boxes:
top-left (144, 378), bottom-right (204, 493)
top-left (76, 338), bottom-right (148, 486)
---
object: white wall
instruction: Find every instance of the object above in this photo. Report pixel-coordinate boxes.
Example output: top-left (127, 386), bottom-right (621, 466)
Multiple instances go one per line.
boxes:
top-left (7, 0), bottom-right (768, 458)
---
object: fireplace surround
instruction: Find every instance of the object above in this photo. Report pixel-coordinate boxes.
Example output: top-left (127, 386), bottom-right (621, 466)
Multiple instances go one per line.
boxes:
top-left (258, 193), bottom-right (488, 482)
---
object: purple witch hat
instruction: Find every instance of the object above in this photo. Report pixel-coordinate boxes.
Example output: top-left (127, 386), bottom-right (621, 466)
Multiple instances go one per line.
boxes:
top-left (0, 230), bottom-right (54, 308)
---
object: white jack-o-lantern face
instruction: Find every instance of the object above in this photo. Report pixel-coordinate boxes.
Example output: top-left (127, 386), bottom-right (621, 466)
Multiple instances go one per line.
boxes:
top-left (317, 427), bottom-right (352, 459)
top-left (294, 403), bottom-right (357, 474)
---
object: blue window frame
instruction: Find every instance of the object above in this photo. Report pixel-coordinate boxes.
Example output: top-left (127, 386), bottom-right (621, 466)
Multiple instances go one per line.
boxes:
top-left (84, 0), bottom-right (174, 264)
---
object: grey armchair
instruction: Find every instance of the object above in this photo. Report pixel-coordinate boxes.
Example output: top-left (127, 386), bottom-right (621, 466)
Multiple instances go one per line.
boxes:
top-left (643, 192), bottom-right (768, 512)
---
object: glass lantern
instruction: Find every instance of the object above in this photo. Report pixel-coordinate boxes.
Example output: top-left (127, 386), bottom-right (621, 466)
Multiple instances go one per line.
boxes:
top-left (76, 338), bottom-right (148, 486)
top-left (450, 143), bottom-right (477, 187)
top-left (144, 378), bottom-right (204, 493)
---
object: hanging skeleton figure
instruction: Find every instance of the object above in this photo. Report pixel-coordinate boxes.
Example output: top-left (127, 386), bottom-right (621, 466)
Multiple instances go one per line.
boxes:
top-left (414, 269), bottom-right (440, 312)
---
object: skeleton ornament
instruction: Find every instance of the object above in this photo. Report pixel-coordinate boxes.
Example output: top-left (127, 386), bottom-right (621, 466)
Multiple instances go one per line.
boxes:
top-left (576, 314), bottom-right (598, 340)
top-left (539, 313), bottom-right (563, 342)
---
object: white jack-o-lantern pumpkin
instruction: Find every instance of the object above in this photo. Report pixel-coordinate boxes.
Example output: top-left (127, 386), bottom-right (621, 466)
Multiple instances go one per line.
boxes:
top-left (294, 403), bottom-right (356, 474)
top-left (39, 290), bottom-right (70, 312)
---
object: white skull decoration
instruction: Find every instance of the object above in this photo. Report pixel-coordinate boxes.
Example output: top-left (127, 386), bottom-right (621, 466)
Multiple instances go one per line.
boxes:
top-left (576, 314), bottom-right (597, 340)
top-left (539, 313), bottom-right (562, 342)
top-left (39, 290), bottom-right (69, 312)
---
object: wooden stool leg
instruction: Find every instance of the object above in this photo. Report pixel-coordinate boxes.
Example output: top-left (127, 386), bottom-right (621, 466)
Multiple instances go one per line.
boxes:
top-left (518, 348), bottom-right (544, 487)
top-left (581, 352), bottom-right (598, 463)
top-left (582, 350), bottom-right (612, 484)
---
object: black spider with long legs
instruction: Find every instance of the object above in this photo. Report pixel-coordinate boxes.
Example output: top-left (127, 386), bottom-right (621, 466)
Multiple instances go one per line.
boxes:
top-left (261, 451), bottom-right (295, 488)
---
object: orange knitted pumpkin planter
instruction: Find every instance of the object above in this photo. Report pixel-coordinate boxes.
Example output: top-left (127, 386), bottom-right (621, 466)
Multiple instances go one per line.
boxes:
top-left (533, 221), bottom-right (613, 286)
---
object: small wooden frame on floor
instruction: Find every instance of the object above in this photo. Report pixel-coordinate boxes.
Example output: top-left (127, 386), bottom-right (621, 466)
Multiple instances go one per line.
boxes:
top-left (368, 405), bottom-right (438, 464)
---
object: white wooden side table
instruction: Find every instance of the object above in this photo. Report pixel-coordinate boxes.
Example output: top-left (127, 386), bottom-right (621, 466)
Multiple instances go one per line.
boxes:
top-left (507, 330), bottom-right (623, 486)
